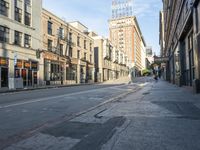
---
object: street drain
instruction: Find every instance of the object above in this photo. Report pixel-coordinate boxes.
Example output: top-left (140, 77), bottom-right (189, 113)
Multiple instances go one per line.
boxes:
top-left (142, 92), bottom-right (150, 95)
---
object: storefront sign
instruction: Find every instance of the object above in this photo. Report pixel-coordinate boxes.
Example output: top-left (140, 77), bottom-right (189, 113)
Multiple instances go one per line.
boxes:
top-left (0, 57), bottom-right (8, 66)
top-left (16, 60), bottom-right (23, 68)
top-left (31, 62), bottom-right (38, 70)
top-left (24, 61), bottom-right (31, 69)
top-left (154, 57), bottom-right (169, 62)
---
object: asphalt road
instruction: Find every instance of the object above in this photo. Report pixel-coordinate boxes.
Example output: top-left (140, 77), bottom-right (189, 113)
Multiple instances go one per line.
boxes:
top-left (0, 82), bottom-right (139, 149)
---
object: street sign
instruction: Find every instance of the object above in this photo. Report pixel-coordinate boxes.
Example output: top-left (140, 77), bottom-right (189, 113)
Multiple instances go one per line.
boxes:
top-left (14, 53), bottom-right (17, 65)
top-left (154, 57), bottom-right (169, 62)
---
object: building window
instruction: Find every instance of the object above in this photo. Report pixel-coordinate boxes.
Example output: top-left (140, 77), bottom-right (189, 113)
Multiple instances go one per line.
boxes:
top-left (84, 52), bottom-right (87, 60)
top-left (24, 34), bottom-right (31, 47)
top-left (48, 21), bottom-right (52, 35)
top-left (90, 43), bottom-right (92, 51)
top-left (24, 12), bottom-right (31, 26)
top-left (84, 40), bottom-right (86, 49)
top-left (48, 39), bottom-right (52, 51)
top-left (25, 0), bottom-right (31, 5)
top-left (69, 47), bottom-right (73, 57)
top-left (77, 50), bottom-right (80, 59)
top-left (0, 25), bottom-right (9, 42)
top-left (14, 31), bottom-right (22, 46)
top-left (90, 54), bottom-right (92, 63)
top-left (69, 32), bottom-right (72, 41)
top-left (15, 7), bottom-right (22, 23)
top-left (77, 36), bottom-right (80, 47)
top-left (0, 0), bottom-right (9, 17)
top-left (60, 44), bottom-right (63, 56)
top-left (58, 27), bottom-right (64, 40)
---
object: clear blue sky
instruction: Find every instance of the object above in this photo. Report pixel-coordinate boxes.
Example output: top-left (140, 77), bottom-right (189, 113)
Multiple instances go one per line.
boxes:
top-left (43, 0), bottom-right (162, 55)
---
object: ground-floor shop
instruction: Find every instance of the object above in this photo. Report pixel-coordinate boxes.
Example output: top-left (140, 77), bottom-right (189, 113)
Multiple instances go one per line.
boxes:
top-left (14, 59), bottom-right (38, 87)
top-left (43, 51), bottom-right (66, 85)
top-left (0, 56), bottom-right (39, 89)
top-left (0, 57), bottom-right (9, 88)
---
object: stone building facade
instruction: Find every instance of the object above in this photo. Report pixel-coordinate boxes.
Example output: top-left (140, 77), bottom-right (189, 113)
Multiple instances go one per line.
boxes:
top-left (41, 9), bottom-right (94, 85)
top-left (162, 0), bottom-right (200, 92)
top-left (92, 36), bottom-right (129, 82)
top-left (109, 16), bottom-right (146, 77)
top-left (0, 0), bottom-right (42, 89)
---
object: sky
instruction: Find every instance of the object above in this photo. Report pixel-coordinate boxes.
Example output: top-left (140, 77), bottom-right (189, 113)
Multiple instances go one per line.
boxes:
top-left (43, 0), bottom-right (162, 55)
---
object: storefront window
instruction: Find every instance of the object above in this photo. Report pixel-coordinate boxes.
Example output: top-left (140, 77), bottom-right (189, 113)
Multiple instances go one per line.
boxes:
top-left (24, 61), bottom-right (31, 69)
top-left (88, 68), bottom-right (93, 80)
top-left (0, 57), bottom-right (8, 66)
top-left (66, 65), bottom-right (77, 80)
top-left (50, 62), bottom-right (61, 81)
top-left (15, 69), bottom-right (20, 78)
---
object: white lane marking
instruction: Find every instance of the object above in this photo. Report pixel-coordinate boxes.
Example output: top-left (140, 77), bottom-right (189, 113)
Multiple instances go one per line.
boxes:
top-left (0, 85), bottom-right (128, 109)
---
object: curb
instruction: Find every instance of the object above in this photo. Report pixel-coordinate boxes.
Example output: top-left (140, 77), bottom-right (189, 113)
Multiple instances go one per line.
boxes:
top-left (0, 83), bottom-right (100, 94)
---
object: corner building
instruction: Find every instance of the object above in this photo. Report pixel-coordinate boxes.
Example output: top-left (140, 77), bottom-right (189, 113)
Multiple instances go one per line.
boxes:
top-left (0, 0), bottom-right (42, 89)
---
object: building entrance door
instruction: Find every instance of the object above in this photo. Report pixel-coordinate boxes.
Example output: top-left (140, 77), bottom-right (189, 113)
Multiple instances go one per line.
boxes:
top-left (22, 69), bottom-right (27, 87)
top-left (1, 67), bottom-right (8, 87)
top-left (33, 72), bottom-right (37, 85)
top-left (28, 70), bottom-right (32, 86)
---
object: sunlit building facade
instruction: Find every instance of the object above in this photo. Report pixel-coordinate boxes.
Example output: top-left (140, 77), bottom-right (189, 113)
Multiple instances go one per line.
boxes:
top-left (41, 9), bottom-right (94, 85)
top-left (162, 0), bottom-right (200, 93)
top-left (109, 16), bottom-right (146, 77)
top-left (0, 0), bottom-right (42, 89)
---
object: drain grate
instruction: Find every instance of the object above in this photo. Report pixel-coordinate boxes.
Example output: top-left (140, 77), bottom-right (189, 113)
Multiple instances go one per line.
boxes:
top-left (142, 92), bottom-right (150, 95)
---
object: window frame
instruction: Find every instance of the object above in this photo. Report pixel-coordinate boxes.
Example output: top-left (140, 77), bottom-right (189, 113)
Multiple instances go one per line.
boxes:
top-left (24, 34), bottom-right (31, 48)
top-left (0, 25), bottom-right (9, 42)
top-left (59, 44), bottom-right (63, 56)
top-left (15, 7), bottom-right (22, 23)
top-left (14, 30), bottom-right (22, 46)
top-left (77, 50), bottom-right (80, 59)
top-left (48, 21), bottom-right (53, 35)
top-left (47, 39), bottom-right (53, 51)
top-left (0, 0), bottom-right (9, 17)
top-left (24, 11), bottom-right (31, 26)
top-left (77, 36), bottom-right (80, 47)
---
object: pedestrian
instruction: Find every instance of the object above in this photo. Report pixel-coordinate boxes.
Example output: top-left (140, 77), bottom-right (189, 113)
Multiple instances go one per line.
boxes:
top-left (158, 68), bottom-right (161, 79)
top-left (153, 69), bottom-right (158, 81)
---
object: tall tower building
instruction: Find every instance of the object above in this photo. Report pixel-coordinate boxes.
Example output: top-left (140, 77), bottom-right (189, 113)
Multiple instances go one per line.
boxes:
top-left (111, 0), bottom-right (133, 19)
top-left (109, 15), bottom-right (146, 77)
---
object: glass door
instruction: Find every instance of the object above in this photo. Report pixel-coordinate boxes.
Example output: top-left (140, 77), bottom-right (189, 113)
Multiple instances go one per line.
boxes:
top-left (28, 70), bottom-right (32, 86)
top-left (21, 69), bottom-right (27, 87)
top-left (1, 67), bottom-right (8, 87)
